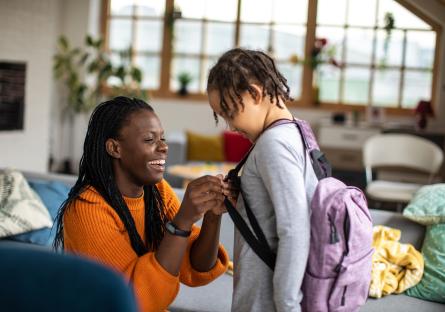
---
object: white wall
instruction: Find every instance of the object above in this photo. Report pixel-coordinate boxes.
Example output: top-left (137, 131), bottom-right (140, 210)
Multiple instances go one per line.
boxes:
top-left (0, 0), bottom-right (60, 173)
top-left (50, 0), bottom-right (101, 170)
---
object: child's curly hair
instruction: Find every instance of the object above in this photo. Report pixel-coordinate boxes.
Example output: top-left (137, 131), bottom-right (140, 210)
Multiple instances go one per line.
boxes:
top-left (207, 48), bottom-right (292, 123)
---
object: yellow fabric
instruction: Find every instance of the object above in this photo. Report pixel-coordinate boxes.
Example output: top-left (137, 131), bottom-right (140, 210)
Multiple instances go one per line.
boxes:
top-left (369, 225), bottom-right (424, 298)
top-left (186, 131), bottom-right (224, 162)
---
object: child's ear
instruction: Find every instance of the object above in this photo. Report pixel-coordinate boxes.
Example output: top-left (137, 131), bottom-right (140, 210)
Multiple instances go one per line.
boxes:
top-left (249, 84), bottom-right (263, 104)
top-left (105, 138), bottom-right (121, 159)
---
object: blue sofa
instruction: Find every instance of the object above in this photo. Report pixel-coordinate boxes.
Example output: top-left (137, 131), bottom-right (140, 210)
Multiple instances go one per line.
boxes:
top-left (1, 170), bottom-right (443, 312)
top-left (0, 245), bottom-right (138, 312)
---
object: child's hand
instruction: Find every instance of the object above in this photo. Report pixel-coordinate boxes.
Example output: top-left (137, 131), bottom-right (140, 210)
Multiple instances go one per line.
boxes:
top-left (223, 175), bottom-right (240, 208)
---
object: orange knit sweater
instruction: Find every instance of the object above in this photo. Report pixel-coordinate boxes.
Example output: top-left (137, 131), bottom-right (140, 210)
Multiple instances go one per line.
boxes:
top-left (64, 179), bottom-right (229, 312)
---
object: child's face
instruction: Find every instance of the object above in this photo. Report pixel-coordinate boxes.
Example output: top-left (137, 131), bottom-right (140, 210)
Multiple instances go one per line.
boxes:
top-left (109, 109), bottom-right (168, 186)
top-left (208, 88), bottom-right (266, 142)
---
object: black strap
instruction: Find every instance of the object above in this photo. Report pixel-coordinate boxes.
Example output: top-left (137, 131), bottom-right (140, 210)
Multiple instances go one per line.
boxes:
top-left (224, 197), bottom-right (276, 270)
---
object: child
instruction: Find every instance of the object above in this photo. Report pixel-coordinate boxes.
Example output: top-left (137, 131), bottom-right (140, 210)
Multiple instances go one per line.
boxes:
top-left (53, 97), bottom-right (230, 312)
top-left (207, 48), bottom-right (318, 312)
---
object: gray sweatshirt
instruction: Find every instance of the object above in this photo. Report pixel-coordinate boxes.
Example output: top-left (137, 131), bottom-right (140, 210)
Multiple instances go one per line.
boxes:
top-left (232, 123), bottom-right (318, 312)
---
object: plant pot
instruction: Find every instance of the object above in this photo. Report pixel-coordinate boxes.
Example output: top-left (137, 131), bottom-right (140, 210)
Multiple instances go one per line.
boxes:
top-left (312, 84), bottom-right (320, 106)
top-left (178, 85), bottom-right (188, 96)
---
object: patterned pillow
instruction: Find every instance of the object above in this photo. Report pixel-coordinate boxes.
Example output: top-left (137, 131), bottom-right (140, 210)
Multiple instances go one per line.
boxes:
top-left (0, 170), bottom-right (53, 238)
top-left (403, 184), bottom-right (445, 225)
top-left (406, 224), bottom-right (445, 303)
top-left (9, 180), bottom-right (70, 245)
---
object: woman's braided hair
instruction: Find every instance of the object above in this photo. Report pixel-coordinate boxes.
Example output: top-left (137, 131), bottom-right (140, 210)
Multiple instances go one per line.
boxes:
top-left (53, 97), bottom-right (168, 256)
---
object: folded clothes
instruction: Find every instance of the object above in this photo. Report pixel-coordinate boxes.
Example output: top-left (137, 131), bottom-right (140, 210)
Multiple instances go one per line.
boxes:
top-left (369, 225), bottom-right (424, 298)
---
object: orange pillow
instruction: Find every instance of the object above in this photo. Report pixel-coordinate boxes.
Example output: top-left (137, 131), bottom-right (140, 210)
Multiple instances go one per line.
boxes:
top-left (186, 131), bottom-right (224, 162)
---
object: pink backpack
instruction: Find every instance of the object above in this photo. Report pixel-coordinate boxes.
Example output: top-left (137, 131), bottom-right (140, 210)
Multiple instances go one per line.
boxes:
top-left (224, 118), bottom-right (373, 312)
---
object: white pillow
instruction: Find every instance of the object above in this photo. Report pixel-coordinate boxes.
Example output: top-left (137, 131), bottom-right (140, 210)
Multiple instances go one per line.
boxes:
top-left (0, 170), bottom-right (53, 238)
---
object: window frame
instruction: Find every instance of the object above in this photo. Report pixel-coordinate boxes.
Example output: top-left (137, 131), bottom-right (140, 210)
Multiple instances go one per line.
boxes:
top-left (101, 0), bottom-right (442, 115)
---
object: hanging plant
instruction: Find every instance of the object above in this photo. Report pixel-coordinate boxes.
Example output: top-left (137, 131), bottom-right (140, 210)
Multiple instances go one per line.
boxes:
top-left (380, 12), bottom-right (395, 68)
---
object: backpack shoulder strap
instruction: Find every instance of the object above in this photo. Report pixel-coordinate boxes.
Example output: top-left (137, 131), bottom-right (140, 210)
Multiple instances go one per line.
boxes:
top-left (293, 119), bottom-right (332, 180)
top-left (224, 197), bottom-right (276, 270)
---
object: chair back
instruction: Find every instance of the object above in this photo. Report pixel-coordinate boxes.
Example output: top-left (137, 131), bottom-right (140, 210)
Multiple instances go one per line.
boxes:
top-left (363, 134), bottom-right (444, 182)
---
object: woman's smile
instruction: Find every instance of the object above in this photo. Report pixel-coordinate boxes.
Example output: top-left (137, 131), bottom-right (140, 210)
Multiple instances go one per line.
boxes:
top-left (147, 159), bottom-right (166, 172)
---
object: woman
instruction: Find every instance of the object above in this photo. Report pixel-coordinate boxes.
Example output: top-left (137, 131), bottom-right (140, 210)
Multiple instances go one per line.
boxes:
top-left (54, 96), bottom-right (230, 312)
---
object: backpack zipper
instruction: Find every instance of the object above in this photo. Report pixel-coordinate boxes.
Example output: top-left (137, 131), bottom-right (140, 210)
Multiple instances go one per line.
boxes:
top-left (328, 215), bottom-right (339, 244)
top-left (341, 286), bottom-right (348, 306)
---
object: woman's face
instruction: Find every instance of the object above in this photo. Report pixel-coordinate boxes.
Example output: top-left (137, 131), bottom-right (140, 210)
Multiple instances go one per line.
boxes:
top-left (111, 109), bottom-right (168, 186)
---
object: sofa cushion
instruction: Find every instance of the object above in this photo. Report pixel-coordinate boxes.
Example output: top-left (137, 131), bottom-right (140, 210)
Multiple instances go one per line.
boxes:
top-left (403, 184), bottom-right (445, 226)
top-left (0, 170), bottom-right (53, 238)
top-left (186, 131), bottom-right (224, 162)
top-left (8, 180), bottom-right (70, 246)
top-left (223, 131), bottom-right (252, 162)
top-left (406, 223), bottom-right (445, 303)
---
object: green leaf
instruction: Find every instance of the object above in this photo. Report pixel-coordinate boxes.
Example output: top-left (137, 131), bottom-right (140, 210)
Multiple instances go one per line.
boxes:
top-left (115, 66), bottom-right (126, 81)
top-left (98, 63), bottom-right (113, 81)
top-left (95, 38), bottom-right (104, 48)
top-left (88, 61), bottom-right (99, 73)
top-left (79, 52), bottom-right (89, 65)
top-left (59, 36), bottom-right (69, 50)
top-left (86, 35), bottom-right (94, 46)
top-left (70, 48), bottom-right (81, 57)
top-left (131, 67), bottom-right (142, 83)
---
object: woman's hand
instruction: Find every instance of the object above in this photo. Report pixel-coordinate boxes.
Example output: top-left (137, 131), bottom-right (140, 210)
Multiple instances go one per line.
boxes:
top-left (207, 174), bottom-right (240, 216)
top-left (173, 175), bottom-right (225, 230)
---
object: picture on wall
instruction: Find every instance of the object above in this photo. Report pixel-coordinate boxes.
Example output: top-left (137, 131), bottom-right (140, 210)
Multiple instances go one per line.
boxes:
top-left (0, 62), bottom-right (26, 131)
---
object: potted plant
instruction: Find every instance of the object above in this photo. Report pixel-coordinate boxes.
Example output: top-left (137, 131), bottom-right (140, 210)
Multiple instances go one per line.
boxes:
top-left (289, 38), bottom-right (341, 105)
top-left (53, 35), bottom-right (146, 173)
top-left (177, 71), bottom-right (193, 96)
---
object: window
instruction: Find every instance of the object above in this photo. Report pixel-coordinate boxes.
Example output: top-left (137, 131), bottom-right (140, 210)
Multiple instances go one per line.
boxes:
top-left (106, 0), bottom-right (165, 89)
top-left (316, 0), bottom-right (438, 109)
top-left (171, 0), bottom-right (238, 93)
top-left (102, 0), bottom-right (440, 112)
top-left (238, 0), bottom-right (308, 99)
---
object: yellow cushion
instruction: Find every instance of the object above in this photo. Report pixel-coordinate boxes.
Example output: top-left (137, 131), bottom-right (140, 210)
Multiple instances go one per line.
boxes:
top-left (186, 131), bottom-right (224, 162)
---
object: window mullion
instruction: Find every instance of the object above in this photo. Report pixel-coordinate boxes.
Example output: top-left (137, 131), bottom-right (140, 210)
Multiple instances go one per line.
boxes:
top-left (301, 0), bottom-right (318, 105)
top-left (368, 0), bottom-right (380, 107)
top-left (234, 0), bottom-right (242, 47)
top-left (339, 0), bottom-right (350, 104)
top-left (101, 0), bottom-right (111, 52)
top-left (398, 29), bottom-right (408, 108)
top-left (159, 0), bottom-right (174, 95)
top-left (130, 2), bottom-right (137, 65)
top-left (200, 19), bottom-right (208, 91)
